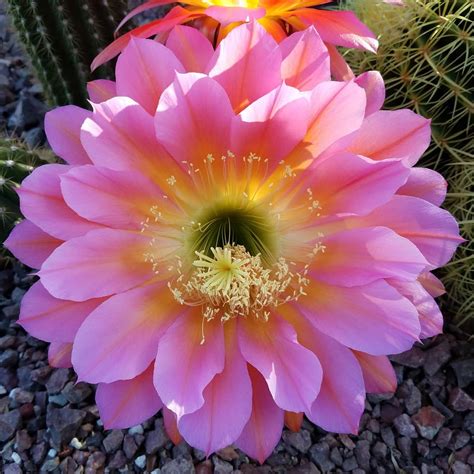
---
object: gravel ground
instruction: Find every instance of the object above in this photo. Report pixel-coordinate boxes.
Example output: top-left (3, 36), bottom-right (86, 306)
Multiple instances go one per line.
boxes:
top-left (1, 3), bottom-right (474, 473)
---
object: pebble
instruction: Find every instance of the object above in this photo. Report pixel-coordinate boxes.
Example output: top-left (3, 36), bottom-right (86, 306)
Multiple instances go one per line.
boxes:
top-left (103, 429), bottom-right (124, 453)
top-left (450, 359), bottom-right (474, 388)
top-left (393, 414), bottom-right (418, 438)
top-left (146, 426), bottom-right (169, 454)
top-left (135, 454), bottom-right (147, 469)
top-left (0, 409), bottom-right (21, 442)
top-left (448, 387), bottom-right (474, 411)
top-left (412, 407), bottom-right (445, 440)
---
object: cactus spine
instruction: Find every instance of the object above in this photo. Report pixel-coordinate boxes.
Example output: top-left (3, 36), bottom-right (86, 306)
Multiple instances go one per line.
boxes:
top-left (0, 136), bottom-right (54, 254)
top-left (6, 0), bottom-right (129, 108)
top-left (343, 0), bottom-right (473, 329)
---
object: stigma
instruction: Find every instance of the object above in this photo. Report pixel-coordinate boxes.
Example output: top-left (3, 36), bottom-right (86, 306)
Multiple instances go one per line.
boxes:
top-left (169, 244), bottom-right (310, 324)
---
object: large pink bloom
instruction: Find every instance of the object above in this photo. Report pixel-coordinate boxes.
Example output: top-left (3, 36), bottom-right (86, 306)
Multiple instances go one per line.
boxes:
top-left (5, 23), bottom-right (461, 462)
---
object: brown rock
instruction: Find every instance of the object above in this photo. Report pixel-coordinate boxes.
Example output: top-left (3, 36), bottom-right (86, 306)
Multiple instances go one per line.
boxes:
top-left (412, 406), bottom-right (445, 440)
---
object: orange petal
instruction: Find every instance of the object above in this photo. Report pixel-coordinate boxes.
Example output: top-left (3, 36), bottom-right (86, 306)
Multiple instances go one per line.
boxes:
top-left (284, 411), bottom-right (304, 432)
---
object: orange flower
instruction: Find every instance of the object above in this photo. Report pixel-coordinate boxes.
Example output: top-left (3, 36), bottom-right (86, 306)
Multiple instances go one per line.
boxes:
top-left (92, 0), bottom-right (378, 77)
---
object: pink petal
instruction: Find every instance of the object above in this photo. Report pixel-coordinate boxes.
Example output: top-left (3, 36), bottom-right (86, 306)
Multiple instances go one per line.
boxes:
top-left (44, 106), bottom-right (92, 166)
top-left (39, 229), bottom-right (153, 301)
top-left (280, 27), bottom-right (330, 90)
top-left (388, 279), bottom-right (443, 339)
top-left (166, 25), bottom-right (214, 73)
top-left (116, 38), bottom-right (185, 115)
top-left (291, 9), bottom-right (378, 52)
top-left (312, 152), bottom-right (410, 216)
top-left (178, 325), bottom-right (252, 455)
top-left (302, 280), bottom-right (420, 355)
top-left (205, 5), bottom-right (265, 25)
top-left (238, 315), bottom-right (322, 413)
top-left (313, 227), bottom-right (428, 287)
top-left (348, 110), bottom-right (431, 165)
top-left (207, 22), bottom-right (281, 111)
top-left (155, 73), bottom-right (234, 164)
top-left (87, 80), bottom-right (116, 102)
top-left (96, 364), bottom-right (162, 429)
top-left (397, 168), bottom-right (447, 206)
top-left (48, 342), bottom-right (72, 368)
top-left (154, 312), bottom-right (225, 418)
top-left (60, 165), bottom-right (161, 230)
top-left (18, 164), bottom-right (101, 240)
top-left (235, 366), bottom-right (284, 464)
top-left (354, 71), bottom-right (385, 116)
top-left (325, 43), bottom-right (355, 81)
top-left (19, 281), bottom-right (105, 343)
top-left (304, 81), bottom-right (366, 159)
top-left (353, 352), bottom-right (397, 393)
top-left (4, 220), bottom-right (62, 269)
top-left (419, 272), bottom-right (445, 297)
top-left (233, 83), bottom-right (310, 164)
top-left (349, 195), bottom-right (463, 267)
top-left (299, 322), bottom-right (365, 434)
top-left (72, 282), bottom-right (176, 383)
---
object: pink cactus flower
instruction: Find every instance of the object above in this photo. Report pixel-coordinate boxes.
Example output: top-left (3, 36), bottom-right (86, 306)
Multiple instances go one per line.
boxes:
top-left (5, 23), bottom-right (461, 462)
top-left (92, 0), bottom-right (380, 78)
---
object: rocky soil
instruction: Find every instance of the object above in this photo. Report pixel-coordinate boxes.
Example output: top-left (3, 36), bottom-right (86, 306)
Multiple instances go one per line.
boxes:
top-left (0, 2), bottom-right (473, 473)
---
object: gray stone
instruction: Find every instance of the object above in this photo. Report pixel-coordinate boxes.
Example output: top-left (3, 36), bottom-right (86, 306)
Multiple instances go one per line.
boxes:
top-left (102, 429), bottom-right (124, 453)
top-left (162, 458), bottom-right (195, 474)
top-left (309, 442), bottom-right (335, 472)
top-left (390, 347), bottom-right (425, 368)
top-left (0, 349), bottom-right (18, 367)
top-left (9, 388), bottom-right (33, 405)
top-left (146, 427), bottom-right (168, 454)
top-left (380, 426), bottom-right (396, 447)
top-left (450, 359), bottom-right (474, 388)
top-left (423, 340), bottom-right (451, 376)
top-left (7, 92), bottom-right (46, 131)
top-left (463, 411), bottom-right (474, 434)
top-left (452, 461), bottom-right (471, 474)
top-left (435, 427), bottom-right (453, 448)
top-left (398, 380), bottom-right (422, 415)
top-left (46, 407), bottom-right (86, 445)
top-left (123, 434), bottom-right (138, 459)
top-left (282, 429), bottom-right (312, 453)
top-left (448, 387), bottom-right (474, 412)
top-left (213, 456), bottom-right (233, 474)
top-left (45, 368), bottom-right (70, 394)
top-left (393, 414), bottom-right (417, 438)
top-left (85, 451), bottom-right (106, 470)
top-left (14, 429), bottom-right (32, 451)
top-left (0, 409), bottom-right (21, 442)
top-left (342, 456), bottom-right (358, 471)
top-left (62, 381), bottom-right (92, 404)
top-left (108, 450), bottom-right (127, 470)
top-left (372, 441), bottom-right (388, 460)
top-left (354, 440), bottom-right (371, 470)
top-left (41, 458), bottom-right (60, 472)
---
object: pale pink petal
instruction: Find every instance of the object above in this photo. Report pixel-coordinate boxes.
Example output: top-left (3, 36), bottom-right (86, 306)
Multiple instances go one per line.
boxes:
top-left (87, 80), bottom-right (116, 102)
top-left (4, 220), bottom-right (62, 269)
top-left (60, 165), bottom-right (161, 230)
top-left (48, 342), bottom-right (72, 368)
top-left (349, 195), bottom-right (463, 267)
top-left (154, 312), bottom-right (225, 418)
top-left (39, 229), bottom-right (153, 301)
top-left (397, 168), bottom-right (447, 206)
top-left (96, 365), bottom-right (162, 429)
top-left (304, 81), bottom-right (366, 159)
top-left (299, 322), bottom-right (365, 434)
top-left (419, 272), bottom-right (445, 297)
top-left (155, 73), bottom-right (234, 164)
top-left (352, 352), bottom-right (397, 393)
top-left (280, 27), bottom-right (330, 90)
top-left (348, 110), bottom-right (431, 165)
top-left (313, 227), bottom-right (428, 287)
top-left (207, 22), bottom-right (281, 111)
top-left (45, 106), bottom-right (92, 165)
top-left (355, 71), bottom-right (385, 116)
top-left (178, 325), bottom-right (252, 455)
top-left (232, 83), bottom-right (310, 164)
top-left (388, 279), bottom-right (443, 339)
top-left (163, 407), bottom-right (182, 445)
top-left (235, 366), bottom-right (284, 464)
top-left (18, 164), bottom-right (101, 240)
top-left (291, 9), bottom-right (378, 52)
top-left (302, 280), bottom-right (420, 355)
top-left (166, 25), bottom-right (214, 73)
top-left (325, 43), bottom-right (355, 81)
top-left (238, 315), bottom-right (322, 413)
top-left (116, 38), bottom-right (185, 115)
top-left (312, 152), bottom-right (410, 216)
top-left (205, 5), bottom-right (265, 25)
top-left (72, 282), bottom-right (177, 383)
top-left (19, 281), bottom-right (105, 343)
top-left (81, 97), bottom-right (183, 183)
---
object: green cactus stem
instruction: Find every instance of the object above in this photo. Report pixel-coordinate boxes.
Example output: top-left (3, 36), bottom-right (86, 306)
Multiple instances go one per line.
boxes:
top-left (7, 0), bottom-right (129, 108)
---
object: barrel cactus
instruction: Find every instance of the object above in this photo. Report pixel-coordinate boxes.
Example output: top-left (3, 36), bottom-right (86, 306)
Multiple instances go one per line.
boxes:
top-left (343, 0), bottom-right (473, 330)
top-left (6, 0), bottom-right (129, 108)
top-left (0, 136), bottom-right (53, 259)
